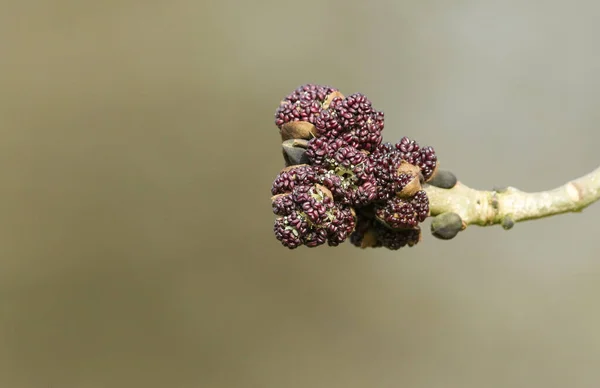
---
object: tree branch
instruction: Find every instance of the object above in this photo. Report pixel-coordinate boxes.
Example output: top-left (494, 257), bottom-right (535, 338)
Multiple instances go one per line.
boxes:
top-left (424, 165), bottom-right (600, 230)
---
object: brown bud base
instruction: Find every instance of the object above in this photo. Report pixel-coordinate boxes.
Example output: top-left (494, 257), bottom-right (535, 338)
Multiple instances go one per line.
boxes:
top-left (280, 121), bottom-right (318, 141)
top-left (396, 161), bottom-right (422, 198)
top-left (360, 229), bottom-right (379, 248)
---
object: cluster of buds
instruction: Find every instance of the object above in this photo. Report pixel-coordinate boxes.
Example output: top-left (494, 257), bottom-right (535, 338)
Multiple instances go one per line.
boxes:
top-left (271, 84), bottom-right (440, 250)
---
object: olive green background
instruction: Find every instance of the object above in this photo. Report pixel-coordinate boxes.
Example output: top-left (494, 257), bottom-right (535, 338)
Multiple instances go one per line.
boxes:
top-left (1, 1), bottom-right (600, 387)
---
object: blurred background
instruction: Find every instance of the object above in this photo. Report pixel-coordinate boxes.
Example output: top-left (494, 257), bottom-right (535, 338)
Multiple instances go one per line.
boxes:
top-left (1, 0), bottom-right (600, 387)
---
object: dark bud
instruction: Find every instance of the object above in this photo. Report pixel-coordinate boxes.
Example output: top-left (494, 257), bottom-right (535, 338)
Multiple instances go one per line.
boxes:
top-left (282, 139), bottom-right (309, 166)
top-left (427, 169), bottom-right (458, 189)
top-left (430, 212), bottom-right (463, 240)
top-left (501, 215), bottom-right (515, 230)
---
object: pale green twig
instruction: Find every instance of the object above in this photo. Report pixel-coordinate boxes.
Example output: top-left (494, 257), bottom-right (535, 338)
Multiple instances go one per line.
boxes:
top-left (424, 165), bottom-right (600, 230)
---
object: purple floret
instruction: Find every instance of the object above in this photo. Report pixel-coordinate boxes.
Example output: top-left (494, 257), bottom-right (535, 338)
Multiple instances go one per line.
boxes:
top-left (303, 228), bottom-right (328, 247)
top-left (335, 93), bottom-right (375, 127)
top-left (273, 212), bottom-right (308, 249)
top-left (394, 137), bottom-right (438, 182)
top-left (369, 145), bottom-right (417, 200)
top-left (411, 190), bottom-right (430, 222)
top-left (327, 206), bottom-right (356, 246)
top-left (274, 84), bottom-right (341, 131)
top-left (375, 197), bottom-right (419, 230)
top-left (374, 223), bottom-right (421, 250)
top-left (291, 184), bottom-right (334, 226)
top-left (272, 193), bottom-right (295, 216)
top-left (313, 108), bottom-right (343, 137)
top-left (271, 180), bottom-right (357, 249)
top-left (351, 180), bottom-right (378, 207)
top-left (271, 165), bottom-right (318, 195)
top-left (418, 146), bottom-right (437, 181)
top-left (284, 84), bottom-right (339, 105)
top-left (333, 93), bottom-right (385, 152)
top-left (306, 137), bottom-right (377, 207)
top-left (395, 136), bottom-right (420, 155)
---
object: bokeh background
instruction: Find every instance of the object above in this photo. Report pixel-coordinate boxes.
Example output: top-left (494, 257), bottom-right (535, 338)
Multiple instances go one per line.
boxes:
top-left (1, 1), bottom-right (600, 387)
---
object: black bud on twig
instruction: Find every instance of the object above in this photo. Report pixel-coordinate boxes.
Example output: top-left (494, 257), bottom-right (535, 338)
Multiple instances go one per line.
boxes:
top-left (430, 212), bottom-right (463, 240)
top-left (501, 215), bottom-right (515, 230)
top-left (427, 170), bottom-right (457, 189)
top-left (282, 139), bottom-right (309, 166)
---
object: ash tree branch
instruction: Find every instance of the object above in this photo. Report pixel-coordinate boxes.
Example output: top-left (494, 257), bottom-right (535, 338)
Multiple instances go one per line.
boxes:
top-left (425, 165), bottom-right (600, 231)
top-left (272, 84), bottom-right (600, 248)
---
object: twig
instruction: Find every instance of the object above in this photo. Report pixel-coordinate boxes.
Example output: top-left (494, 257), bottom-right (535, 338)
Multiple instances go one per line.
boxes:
top-left (424, 165), bottom-right (600, 230)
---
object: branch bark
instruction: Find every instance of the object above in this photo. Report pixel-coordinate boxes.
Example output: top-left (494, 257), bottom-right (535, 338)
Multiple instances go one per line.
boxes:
top-left (424, 165), bottom-right (600, 230)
